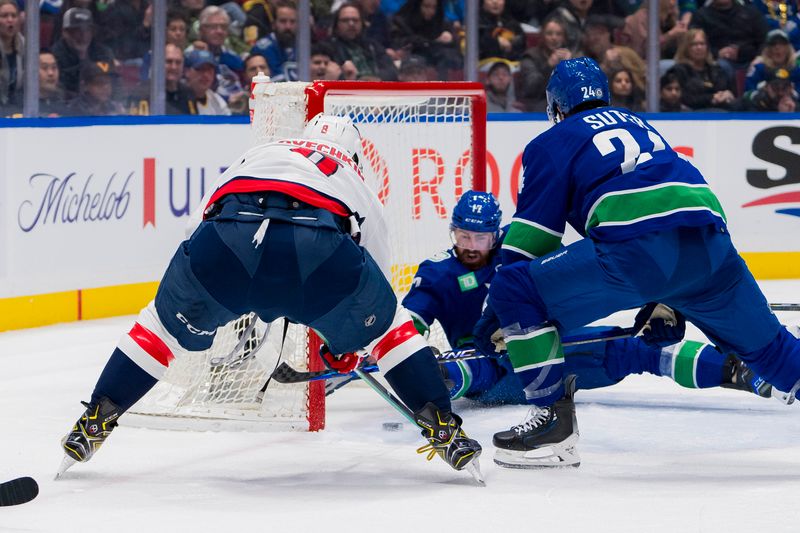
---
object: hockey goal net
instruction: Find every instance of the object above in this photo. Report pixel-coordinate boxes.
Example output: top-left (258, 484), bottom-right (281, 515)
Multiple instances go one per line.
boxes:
top-left (125, 80), bottom-right (486, 432)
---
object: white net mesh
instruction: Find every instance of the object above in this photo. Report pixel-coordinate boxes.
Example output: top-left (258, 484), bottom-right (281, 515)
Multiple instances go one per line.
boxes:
top-left (126, 315), bottom-right (312, 431)
top-left (127, 81), bottom-right (481, 431)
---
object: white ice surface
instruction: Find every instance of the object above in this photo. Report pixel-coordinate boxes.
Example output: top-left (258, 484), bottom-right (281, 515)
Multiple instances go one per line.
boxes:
top-left (0, 281), bottom-right (798, 533)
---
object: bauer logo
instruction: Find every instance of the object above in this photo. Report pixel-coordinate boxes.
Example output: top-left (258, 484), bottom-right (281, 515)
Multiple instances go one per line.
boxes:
top-left (17, 171), bottom-right (133, 232)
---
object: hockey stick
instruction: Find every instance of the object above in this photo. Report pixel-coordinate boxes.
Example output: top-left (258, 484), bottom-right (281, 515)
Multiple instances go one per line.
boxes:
top-left (352, 368), bottom-right (485, 487)
top-left (770, 303), bottom-right (800, 312)
top-left (271, 326), bottom-right (638, 385)
top-left (209, 314), bottom-right (270, 366)
top-left (0, 477), bottom-right (39, 506)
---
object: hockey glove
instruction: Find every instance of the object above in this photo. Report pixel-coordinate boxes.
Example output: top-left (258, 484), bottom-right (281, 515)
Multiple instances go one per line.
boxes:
top-left (633, 303), bottom-right (686, 348)
top-left (320, 345), bottom-right (363, 374)
top-left (472, 305), bottom-right (506, 357)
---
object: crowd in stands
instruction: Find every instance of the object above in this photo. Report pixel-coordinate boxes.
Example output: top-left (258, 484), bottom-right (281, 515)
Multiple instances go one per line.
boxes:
top-left (0, 0), bottom-right (798, 117)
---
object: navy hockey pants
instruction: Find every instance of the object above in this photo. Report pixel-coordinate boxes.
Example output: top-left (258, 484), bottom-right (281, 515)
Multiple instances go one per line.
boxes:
top-left (156, 193), bottom-right (396, 355)
top-left (489, 224), bottom-right (800, 405)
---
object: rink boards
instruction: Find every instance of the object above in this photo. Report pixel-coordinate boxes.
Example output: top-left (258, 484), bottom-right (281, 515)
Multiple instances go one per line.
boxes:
top-left (0, 113), bottom-right (798, 330)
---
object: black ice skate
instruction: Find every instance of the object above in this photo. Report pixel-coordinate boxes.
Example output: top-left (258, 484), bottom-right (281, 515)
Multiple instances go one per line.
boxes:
top-left (721, 356), bottom-right (794, 404)
top-left (414, 402), bottom-right (483, 478)
top-left (57, 397), bottom-right (121, 478)
top-left (493, 375), bottom-right (580, 468)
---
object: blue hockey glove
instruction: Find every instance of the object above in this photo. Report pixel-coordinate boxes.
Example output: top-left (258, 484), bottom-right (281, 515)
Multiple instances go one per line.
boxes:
top-left (472, 306), bottom-right (505, 357)
top-left (633, 303), bottom-right (686, 347)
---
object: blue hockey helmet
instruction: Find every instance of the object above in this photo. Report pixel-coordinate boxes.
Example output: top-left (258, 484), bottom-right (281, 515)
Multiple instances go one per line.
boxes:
top-left (546, 57), bottom-right (609, 124)
top-left (451, 191), bottom-right (502, 235)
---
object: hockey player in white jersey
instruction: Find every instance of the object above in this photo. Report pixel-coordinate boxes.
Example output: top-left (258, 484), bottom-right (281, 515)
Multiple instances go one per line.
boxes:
top-left (58, 114), bottom-right (483, 480)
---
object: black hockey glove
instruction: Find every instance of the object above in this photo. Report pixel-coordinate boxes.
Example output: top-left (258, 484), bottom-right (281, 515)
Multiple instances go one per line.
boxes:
top-left (633, 303), bottom-right (686, 348)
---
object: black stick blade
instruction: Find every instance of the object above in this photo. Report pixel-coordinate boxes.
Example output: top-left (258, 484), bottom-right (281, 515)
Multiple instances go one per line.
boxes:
top-left (0, 477), bottom-right (39, 506)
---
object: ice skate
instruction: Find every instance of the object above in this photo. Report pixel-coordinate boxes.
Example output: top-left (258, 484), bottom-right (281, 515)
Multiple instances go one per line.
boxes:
top-left (58, 397), bottom-right (121, 477)
top-left (721, 355), bottom-right (774, 398)
top-left (720, 356), bottom-right (794, 404)
top-left (414, 402), bottom-right (484, 484)
top-left (493, 375), bottom-right (580, 468)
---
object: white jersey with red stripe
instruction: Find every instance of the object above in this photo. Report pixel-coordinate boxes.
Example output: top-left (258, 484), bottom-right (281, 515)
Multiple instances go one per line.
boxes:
top-left (195, 138), bottom-right (392, 279)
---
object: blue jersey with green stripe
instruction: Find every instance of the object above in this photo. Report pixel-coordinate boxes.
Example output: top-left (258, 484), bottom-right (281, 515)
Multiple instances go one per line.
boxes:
top-left (402, 248), bottom-right (501, 349)
top-left (502, 106), bottom-right (727, 265)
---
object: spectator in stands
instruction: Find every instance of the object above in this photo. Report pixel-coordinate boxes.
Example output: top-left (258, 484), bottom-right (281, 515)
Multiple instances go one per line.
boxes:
top-left (550, 0), bottom-right (594, 53)
top-left (250, 0), bottom-right (298, 81)
top-left (190, 6), bottom-right (245, 75)
top-left (242, 0), bottom-right (274, 47)
top-left (746, 29), bottom-right (800, 94)
top-left (505, 0), bottom-right (538, 26)
top-left (751, 0), bottom-right (800, 51)
top-left (390, 0), bottom-right (462, 77)
top-left (659, 70), bottom-right (689, 111)
top-left (244, 52), bottom-right (270, 84)
top-left (601, 44), bottom-right (646, 90)
top-left (689, 0), bottom-right (768, 76)
top-left (397, 54), bottom-right (432, 80)
top-left (184, 49), bottom-right (231, 115)
top-left (590, 0), bottom-right (633, 19)
top-left (66, 61), bottom-right (126, 116)
top-left (310, 41), bottom-right (355, 80)
top-left (580, 14), bottom-right (618, 62)
top-left (738, 66), bottom-right (798, 111)
top-left (484, 60), bottom-right (521, 112)
top-left (326, 2), bottom-right (398, 80)
top-left (442, 0), bottom-right (465, 26)
top-left (0, 0), bottom-right (23, 111)
top-left (358, 0), bottom-right (395, 54)
top-left (518, 16), bottom-right (571, 111)
top-left (667, 28), bottom-right (736, 111)
top-left (95, 0), bottom-right (151, 61)
top-left (618, 0), bottom-right (685, 62)
top-left (164, 43), bottom-right (198, 115)
top-left (608, 66), bottom-right (644, 110)
top-left (181, 0), bottom-right (206, 42)
top-left (219, 3), bottom-right (250, 57)
top-left (52, 7), bottom-right (116, 98)
top-left (39, 50), bottom-right (70, 117)
top-left (186, 6), bottom-right (247, 109)
top-left (478, 0), bottom-right (525, 61)
top-left (167, 8), bottom-right (190, 50)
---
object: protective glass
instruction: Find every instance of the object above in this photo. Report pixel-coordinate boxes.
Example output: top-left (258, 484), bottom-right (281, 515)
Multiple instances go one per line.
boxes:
top-left (451, 228), bottom-right (496, 251)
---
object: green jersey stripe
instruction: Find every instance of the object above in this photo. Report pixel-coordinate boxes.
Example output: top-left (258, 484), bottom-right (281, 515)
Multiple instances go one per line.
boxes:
top-left (585, 183), bottom-right (726, 232)
top-left (673, 340), bottom-right (705, 389)
top-left (503, 219), bottom-right (563, 259)
top-left (507, 328), bottom-right (564, 370)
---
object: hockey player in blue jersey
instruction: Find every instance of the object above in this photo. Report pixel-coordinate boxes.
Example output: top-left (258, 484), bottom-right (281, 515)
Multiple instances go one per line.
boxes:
top-left (57, 114), bottom-right (483, 480)
top-left (473, 57), bottom-right (800, 468)
top-left (405, 191), bottom-right (786, 413)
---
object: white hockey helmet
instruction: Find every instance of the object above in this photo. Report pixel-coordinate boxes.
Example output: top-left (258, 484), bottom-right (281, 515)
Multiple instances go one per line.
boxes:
top-left (302, 113), bottom-right (363, 165)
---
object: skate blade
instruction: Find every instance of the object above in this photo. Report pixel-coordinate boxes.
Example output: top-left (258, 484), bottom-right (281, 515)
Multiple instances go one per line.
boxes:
top-left (465, 461), bottom-right (486, 487)
top-left (55, 456), bottom-right (77, 480)
top-left (493, 436), bottom-right (581, 469)
top-left (772, 388), bottom-right (795, 405)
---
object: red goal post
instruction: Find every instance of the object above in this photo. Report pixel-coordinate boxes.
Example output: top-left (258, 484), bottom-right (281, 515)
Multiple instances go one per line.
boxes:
top-left (125, 80), bottom-right (487, 433)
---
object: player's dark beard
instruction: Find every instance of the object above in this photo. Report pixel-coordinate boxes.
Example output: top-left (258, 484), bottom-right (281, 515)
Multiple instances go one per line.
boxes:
top-left (455, 247), bottom-right (490, 271)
